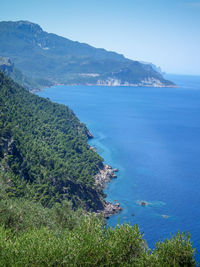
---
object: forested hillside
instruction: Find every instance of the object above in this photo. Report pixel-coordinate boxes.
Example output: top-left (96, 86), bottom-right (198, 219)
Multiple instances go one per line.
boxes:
top-left (0, 71), bottom-right (105, 210)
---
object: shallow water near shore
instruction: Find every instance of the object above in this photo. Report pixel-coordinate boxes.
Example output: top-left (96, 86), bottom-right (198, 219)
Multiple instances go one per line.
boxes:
top-left (38, 74), bottom-right (200, 261)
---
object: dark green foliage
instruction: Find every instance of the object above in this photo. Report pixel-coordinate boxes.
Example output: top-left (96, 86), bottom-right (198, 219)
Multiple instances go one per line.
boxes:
top-left (0, 20), bottom-right (175, 90)
top-left (0, 71), bottom-right (104, 210)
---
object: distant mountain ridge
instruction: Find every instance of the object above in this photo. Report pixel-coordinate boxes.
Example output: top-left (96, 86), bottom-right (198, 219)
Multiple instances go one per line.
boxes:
top-left (0, 20), bottom-right (175, 89)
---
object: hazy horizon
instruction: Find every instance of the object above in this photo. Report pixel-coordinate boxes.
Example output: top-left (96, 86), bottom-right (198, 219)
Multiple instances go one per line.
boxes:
top-left (1, 0), bottom-right (200, 76)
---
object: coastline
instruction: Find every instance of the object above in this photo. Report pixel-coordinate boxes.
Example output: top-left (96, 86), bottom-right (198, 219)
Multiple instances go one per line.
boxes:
top-left (31, 81), bottom-right (177, 93)
top-left (95, 163), bottom-right (123, 218)
top-left (35, 86), bottom-right (122, 218)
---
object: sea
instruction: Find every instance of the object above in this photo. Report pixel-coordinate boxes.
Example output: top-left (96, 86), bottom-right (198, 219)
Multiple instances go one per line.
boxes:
top-left (38, 74), bottom-right (200, 260)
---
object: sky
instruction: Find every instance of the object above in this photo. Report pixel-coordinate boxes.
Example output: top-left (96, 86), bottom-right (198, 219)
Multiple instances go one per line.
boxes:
top-left (1, 0), bottom-right (200, 75)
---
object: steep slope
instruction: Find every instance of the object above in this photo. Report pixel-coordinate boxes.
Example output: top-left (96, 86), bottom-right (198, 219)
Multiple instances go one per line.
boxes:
top-left (0, 20), bottom-right (175, 89)
top-left (0, 71), bottom-right (107, 210)
top-left (0, 56), bottom-right (40, 91)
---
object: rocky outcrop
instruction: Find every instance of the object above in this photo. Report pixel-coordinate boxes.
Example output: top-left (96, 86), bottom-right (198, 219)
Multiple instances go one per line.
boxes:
top-left (86, 130), bottom-right (94, 139)
top-left (78, 126), bottom-right (94, 139)
top-left (0, 56), bottom-right (38, 91)
top-left (94, 164), bottom-right (122, 217)
top-left (0, 56), bottom-right (13, 74)
top-left (100, 202), bottom-right (122, 218)
top-left (95, 164), bottom-right (118, 188)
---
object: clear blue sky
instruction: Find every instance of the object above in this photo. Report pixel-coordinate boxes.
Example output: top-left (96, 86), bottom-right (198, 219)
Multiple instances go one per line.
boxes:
top-left (1, 0), bottom-right (200, 75)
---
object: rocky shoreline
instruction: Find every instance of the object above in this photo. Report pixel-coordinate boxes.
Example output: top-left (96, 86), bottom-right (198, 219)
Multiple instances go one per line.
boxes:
top-left (101, 201), bottom-right (122, 218)
top-left (95, 164), bottom-right (122, 218)
top-left (95, 164), bottom-right (118, 188)
top-left (31, 78), bottom-right (177, 93)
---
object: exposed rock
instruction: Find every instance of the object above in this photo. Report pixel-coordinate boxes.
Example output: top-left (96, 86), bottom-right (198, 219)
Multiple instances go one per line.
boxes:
top-left (99, 202), bottom-right (122, 218)
top-left (94, 164), bottom-right (122, 217)
top-left (162, 214), bottom-right (169, 219)
top-left (141, 201), bottom-right (147, 206)
top-left (95, 164), bottom-right (118, 188)
top-left (94, 77), bottom-right (177, 88)
top-left (89, 146), bottom-right (97, 152)
top-left (0, 56), bottom-right (13, 73)
top-left (2, 137), bottom-right (15, 155)
top-left (79, 126), bottom-right (94, 139)
top-left (86, 130), bottom-right (94, 139)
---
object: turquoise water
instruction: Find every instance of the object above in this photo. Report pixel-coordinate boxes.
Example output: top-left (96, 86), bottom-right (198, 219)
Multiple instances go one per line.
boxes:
top-left (38, 74), bottom-right (200, 259)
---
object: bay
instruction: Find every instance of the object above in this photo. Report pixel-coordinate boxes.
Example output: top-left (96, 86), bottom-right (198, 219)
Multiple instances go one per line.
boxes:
top-left (38, 74), bottom-right (200, 260)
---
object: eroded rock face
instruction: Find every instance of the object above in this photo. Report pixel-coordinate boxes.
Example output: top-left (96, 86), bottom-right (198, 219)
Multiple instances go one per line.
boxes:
top-left (95, 202), bottom-right (122, 218)
top-left (95, 164), bottom-right (118, 188)
top-left (101, 202), bottom-right (122, 218)
top-left (0, 56), bottom-right (14, 74)
top-left (94, 164), bottom-right (122, 217)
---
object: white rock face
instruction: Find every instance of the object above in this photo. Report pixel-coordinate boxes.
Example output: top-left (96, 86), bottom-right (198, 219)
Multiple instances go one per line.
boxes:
top-left (94, 164), bottom-right (122, 217)
top-left (139, 77), bottom-right (164, 87)
top-left (95, 77), bottom-right (172, 87)
top-left (97, 78), bottom-right (122, 86)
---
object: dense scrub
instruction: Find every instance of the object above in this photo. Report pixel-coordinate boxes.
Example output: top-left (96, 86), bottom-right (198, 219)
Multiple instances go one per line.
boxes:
top-left (0, 190), bottom-right (196, 266)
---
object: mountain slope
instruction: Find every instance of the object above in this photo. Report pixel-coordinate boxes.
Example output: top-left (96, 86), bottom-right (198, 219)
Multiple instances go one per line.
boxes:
top-left (0, 20), bottom-right (175, 89)
top-left (0, 56), bottom-right (41, 91)
top-left (0, 71), bottom-right (107, 210)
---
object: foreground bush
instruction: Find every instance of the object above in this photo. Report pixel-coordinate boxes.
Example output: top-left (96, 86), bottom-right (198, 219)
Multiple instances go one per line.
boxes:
top-left (0, 216), bottom-right (196, 266)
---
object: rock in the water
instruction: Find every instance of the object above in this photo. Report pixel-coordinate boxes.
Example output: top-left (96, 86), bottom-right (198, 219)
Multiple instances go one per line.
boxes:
top-left (162, 214), bottom-right (169, 219)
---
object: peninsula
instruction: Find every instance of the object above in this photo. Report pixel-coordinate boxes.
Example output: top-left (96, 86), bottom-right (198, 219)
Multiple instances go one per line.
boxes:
top-left (0, 20), bottom-right (175, 91)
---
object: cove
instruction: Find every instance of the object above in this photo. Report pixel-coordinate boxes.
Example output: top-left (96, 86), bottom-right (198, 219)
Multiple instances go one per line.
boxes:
top-left (38, 74), bottom-right (200, 260)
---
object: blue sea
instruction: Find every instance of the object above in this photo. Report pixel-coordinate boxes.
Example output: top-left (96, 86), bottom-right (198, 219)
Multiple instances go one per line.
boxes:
top-left (38, 74), bottom-right (200, 260)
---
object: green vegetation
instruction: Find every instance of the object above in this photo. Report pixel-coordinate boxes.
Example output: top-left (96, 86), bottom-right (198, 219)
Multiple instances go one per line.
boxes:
top-left (0, 191), bottom-right (196, 266)
top-left (0, 71), bottom-right (104, 210)
top-left (0, 20), bottom-right (175, 90)
top-left (0, 72), bottom-right (196, 265)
